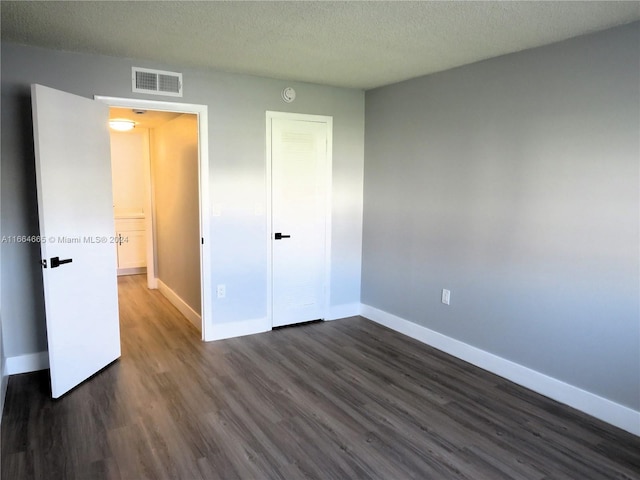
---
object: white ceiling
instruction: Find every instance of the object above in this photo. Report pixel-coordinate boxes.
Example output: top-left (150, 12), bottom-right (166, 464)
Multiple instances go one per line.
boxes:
top-left (2, 1), bottom-right (639, 90)
top-left (109, 107), bottom-right (183, 129)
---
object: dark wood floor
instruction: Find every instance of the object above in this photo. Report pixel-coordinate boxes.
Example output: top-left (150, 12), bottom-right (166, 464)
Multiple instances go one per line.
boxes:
top-left (2, 275), bottom-right (639, 480)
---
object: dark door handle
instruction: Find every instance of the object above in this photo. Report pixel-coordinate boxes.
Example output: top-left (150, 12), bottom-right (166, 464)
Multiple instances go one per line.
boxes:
top-left (50, 256), bottom-right (73, 268)
top-left (274, 233), bottom-right (291, 240)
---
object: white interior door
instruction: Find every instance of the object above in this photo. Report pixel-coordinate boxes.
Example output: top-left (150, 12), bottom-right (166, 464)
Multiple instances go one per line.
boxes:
top-left (32, 84), bottom-right (121, 398)
top-left (271, 116), bottom-right (330, 327)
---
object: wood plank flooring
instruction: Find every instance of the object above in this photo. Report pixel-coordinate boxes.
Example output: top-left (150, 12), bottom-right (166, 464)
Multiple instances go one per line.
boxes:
top-left (2, 274), bottom-right (639, 479)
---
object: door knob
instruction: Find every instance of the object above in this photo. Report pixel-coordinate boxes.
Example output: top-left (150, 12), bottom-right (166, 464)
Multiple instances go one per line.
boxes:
top-left (50, 256), bottom-right (73, 268)
top-left (274, 233), bottom-right (291, 240)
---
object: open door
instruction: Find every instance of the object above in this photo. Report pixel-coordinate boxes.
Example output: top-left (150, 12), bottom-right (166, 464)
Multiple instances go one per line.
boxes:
top-left (32, 84), bottom-right (121, 398)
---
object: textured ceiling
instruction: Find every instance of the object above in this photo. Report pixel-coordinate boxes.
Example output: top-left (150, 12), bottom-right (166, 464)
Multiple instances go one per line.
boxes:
top-left (2, 1), bottom-right (639, 90)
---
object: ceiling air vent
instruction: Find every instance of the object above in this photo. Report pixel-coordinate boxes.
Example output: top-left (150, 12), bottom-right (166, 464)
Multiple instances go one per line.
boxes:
top-left (132, 67), bottom-right (183, 97)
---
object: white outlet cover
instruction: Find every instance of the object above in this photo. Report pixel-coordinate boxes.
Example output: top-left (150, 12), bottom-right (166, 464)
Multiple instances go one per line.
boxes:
top-left (441, 289), bottom-right (451, 305)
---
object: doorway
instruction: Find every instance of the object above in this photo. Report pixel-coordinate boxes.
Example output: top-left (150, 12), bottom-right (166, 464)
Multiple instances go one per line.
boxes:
top-left (97, 96), bottom-right (212, 341)
top-left (109, 108), bottom-right (202, 332)
top-left (266, 111), bottom-right (333, 328)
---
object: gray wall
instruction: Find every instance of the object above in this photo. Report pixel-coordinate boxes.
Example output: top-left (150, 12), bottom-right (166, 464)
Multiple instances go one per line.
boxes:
top-left (152, 114), bottom-right (201, 314)
top-left (362, 23), bottom-right (640, 410)
top-left (1, 43), bottom-right (364, 358)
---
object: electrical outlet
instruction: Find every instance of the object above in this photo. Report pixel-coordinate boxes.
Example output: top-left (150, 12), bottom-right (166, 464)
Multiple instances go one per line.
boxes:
top-left (217, 284), bottom-right (226, 299)
top-left (441, 289), bottom-right (451, 305)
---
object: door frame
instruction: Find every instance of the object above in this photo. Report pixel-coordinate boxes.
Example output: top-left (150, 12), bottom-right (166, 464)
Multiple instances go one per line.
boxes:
top-left (266, 111), bottom-right (333, 327)
top-left (96, 95), bottom-right (213, 342)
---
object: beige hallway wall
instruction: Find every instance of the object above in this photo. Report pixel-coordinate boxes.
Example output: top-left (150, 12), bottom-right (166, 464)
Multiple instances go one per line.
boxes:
top-left (151, 114), bottom-right (201, 315)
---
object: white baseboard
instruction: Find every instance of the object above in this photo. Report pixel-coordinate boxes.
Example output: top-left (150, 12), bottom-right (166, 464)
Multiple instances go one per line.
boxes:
top-left (361, 304), bottom-right (640, 437)
top-left (6, 351), bottom-right (49, 375)
top-left (157, 279), bottom-right (202, 332)
top-left (117, 267), bottom-right (146, 276)
top-left (210, 317), bottom-right (271, 341)
top-left (326, 302), bottom-right (361, 321)
top-left (0, 360), bottom-right (8, 425)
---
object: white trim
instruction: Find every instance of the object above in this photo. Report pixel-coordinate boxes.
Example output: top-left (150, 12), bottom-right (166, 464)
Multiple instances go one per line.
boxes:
top-left (361, 304), bottom-right (640, 437)
top-left (94, 95), bottom-right (212, 341)
top-left (326, 303), bottom-right (361, 321)
top-left (323, 119), bottom-right (333, 323)
top-left (266, 113), bottom-right (273, 329)
top-left (6, 351), bottom-right (49, 375)
top-left (211, 317), bottom-right (271, 341)
top-left (266, 111), bottom-right (333, 327)
top-left (140, 127), bottom-right (156, 290)
top-left (157, 279), bottom-right (202, 332)
top-left (0, 361), bottom-right (8, 425)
